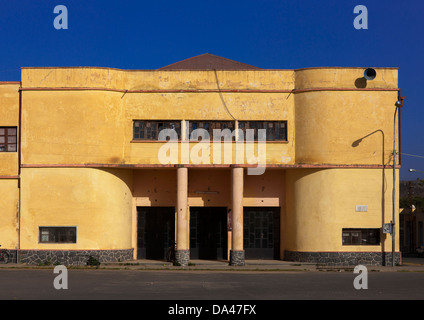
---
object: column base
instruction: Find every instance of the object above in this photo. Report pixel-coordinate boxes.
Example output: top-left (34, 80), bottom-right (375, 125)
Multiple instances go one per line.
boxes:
top-left (229, 250), bottom-right (245, 266)
top-left (175, 250), bottom-right (190, 266)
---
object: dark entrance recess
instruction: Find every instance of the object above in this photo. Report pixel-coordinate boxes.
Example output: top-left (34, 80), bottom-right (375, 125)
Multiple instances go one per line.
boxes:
top-left (243, 207), bottom-right (280, 259)
top-left (137, 207), bottom-right (175, 260)
top-left (190, 207), bottom-right (227, 260)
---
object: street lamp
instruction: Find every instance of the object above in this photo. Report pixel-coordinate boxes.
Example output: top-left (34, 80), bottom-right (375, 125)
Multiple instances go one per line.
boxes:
top-left (392, 97), bottom-right (405, 266)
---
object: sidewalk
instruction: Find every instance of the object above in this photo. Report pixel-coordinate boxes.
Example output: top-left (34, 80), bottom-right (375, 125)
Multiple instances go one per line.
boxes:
top-left (1, 257), bottom-right (424, 272)
top-left (101, 257), bottom-right (424, 272)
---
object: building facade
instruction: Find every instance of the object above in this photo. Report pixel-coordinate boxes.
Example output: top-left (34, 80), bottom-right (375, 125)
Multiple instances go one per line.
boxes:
top-left (0, 54), bottom-right (402, 266)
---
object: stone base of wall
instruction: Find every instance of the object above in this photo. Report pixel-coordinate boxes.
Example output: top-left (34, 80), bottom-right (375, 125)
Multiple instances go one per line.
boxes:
top-left (229, 250), bottom-right (245, 266)
top-left (0, 250), bottom-right (17, 264)
top-left (175, 250), bottom-right (190, 266)
top-left (17, 249), bottom-right (134, 266)
top-left (284, 251), bottom-right (401, 266)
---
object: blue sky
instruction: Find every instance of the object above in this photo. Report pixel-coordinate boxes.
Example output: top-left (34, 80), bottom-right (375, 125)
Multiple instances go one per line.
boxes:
top-left (0, 0), bottom-right (423, 180)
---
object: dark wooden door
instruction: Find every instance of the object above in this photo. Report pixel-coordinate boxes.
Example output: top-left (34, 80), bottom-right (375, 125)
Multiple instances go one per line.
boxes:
top-left (137, 207), bottom-right (175, 260)
top-left (243, 207), bottom-right (280, 259)
top-left (190, 207), bottom-right (227, 260)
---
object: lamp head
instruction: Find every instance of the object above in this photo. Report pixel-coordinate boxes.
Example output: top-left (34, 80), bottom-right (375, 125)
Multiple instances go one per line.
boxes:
top-left (364, 68), bottom-right (377, 80)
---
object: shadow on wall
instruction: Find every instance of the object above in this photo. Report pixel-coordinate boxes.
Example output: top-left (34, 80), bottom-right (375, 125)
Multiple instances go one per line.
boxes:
top-left (355, 77), bottom-right (367, 88)
top-left (96, 167), bottom-right (133, 194)
top-left (351, 129), bottom-right (389, 264)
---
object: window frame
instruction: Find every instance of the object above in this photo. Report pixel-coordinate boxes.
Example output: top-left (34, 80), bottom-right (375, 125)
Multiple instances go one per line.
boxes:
top-left (238, 121), bottom-right (287, 142)
top-left (342, 228), bottom-right (381, 246)
top-left (132, 120), bottom-right (289, 142)
top-left (0, 127), bottom-right (18, 152)
top-left (133, 120), bottom-right (182, 141)
top-left (187, 120), bottom-right (235, 141)
top-left (39, 226), bottom-right (77, 244)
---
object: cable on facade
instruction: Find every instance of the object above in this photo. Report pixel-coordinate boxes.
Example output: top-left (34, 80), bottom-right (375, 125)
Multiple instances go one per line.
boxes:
top-left (213, 69), bottom-right (236, 120)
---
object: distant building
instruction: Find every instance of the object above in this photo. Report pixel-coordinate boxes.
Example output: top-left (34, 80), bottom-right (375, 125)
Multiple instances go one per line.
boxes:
top-left (0, 54), bottom-right (402, 265)
top-left (400, 180), bottom-right (424, 255)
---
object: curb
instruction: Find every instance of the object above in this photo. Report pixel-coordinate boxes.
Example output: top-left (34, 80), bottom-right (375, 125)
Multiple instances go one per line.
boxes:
top-left (1, 260), bottom-right (424, 272)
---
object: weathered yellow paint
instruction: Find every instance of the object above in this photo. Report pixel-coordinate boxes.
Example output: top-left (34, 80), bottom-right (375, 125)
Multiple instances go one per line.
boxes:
top-left (21, 68), bottom-right (295, 91)
top-left (295, 67), bottom-right (398, 90)
top-left (0, 83), bottom-right (19, 125)
top-left (20, 67), bottom-right (397, 167)
top-left (19, 168), bottom-right (133, 250)
top-left (21, 90), bottom-right (294, 166)
top-left (0, 83), bottom-right (20, 176)
top-left (285, 168), bottom-right (399, 252)
top-left (0, 179), bottom-right (19, 248)
top-left (0, 65), bottom-right (402, 261)
top-left (295, 90), bottom-right (399, 165)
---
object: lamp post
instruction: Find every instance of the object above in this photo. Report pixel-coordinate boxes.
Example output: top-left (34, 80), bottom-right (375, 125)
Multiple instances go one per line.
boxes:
top-left (392, 98), bottom-right (404, 266)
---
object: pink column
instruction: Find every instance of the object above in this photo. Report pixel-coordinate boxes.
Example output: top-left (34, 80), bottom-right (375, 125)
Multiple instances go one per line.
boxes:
top-left (230, 166), bottom-right (245, 265)
top-left (176, 166), bottom-right (189, 265)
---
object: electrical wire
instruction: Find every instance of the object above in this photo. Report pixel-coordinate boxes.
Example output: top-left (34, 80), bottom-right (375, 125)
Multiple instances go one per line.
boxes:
top-left (401, 153), bottom-right (424, 159)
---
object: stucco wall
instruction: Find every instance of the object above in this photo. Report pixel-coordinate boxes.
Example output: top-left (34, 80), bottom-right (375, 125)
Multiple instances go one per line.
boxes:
top-left (285, 168), bottom-right (399, 253)
top-left (0, 83), bottom-right (20, 176)
top-left (19, 168), bottom-right (133, 250)
top-left (0, 179), bottom-right (19, 249)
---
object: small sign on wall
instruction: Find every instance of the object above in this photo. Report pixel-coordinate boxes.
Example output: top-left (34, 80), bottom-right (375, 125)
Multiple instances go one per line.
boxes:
top-left (356, 205), bottom-right (368, 212)
top-left (383, 223), bottom-right (393, 234)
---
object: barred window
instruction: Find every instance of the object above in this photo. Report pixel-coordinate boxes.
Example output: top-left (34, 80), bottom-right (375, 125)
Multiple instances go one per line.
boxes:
top-left (238, 121), bottom-right (287, 141)
top-left (39, 227), bottom-right (77, 243)
top-left (132, 120), bottom-right (288, 142)
top-left (133, 121), bottom-right (181, 140)
top-left (0, 127), bottom-right (17, 152)
top-left (342, 228), bottom-right (380, 246)
top-left (188, 121), bottom-right (235, 141)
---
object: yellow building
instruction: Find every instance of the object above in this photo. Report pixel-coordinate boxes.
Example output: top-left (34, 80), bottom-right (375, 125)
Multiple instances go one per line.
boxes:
top-left (0, 54), bottom-right (403, 266)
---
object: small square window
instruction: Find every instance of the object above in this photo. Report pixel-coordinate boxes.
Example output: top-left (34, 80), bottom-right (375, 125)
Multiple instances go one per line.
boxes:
top-left (0, 127), bottom-right (18, 152)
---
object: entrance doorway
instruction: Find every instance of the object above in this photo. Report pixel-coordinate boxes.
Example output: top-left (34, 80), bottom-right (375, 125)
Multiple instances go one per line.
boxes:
top-left (137, 207), bottom-right (175, 260)
top-left (243, 207), bottom-right (280, 259)
top-left (190, 207), bottom-right (227, 260)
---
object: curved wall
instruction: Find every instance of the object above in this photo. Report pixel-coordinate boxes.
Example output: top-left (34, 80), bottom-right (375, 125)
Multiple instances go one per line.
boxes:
top-left (294, 68), bottom-right (399, 166)
top-left (20, 167), bottom-right (133, 251)
top-left (285, 168), bottom-right (398, 253)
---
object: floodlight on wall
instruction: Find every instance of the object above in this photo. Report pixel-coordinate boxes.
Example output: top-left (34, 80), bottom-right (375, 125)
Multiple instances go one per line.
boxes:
top-left (364, 68), bottom-right (377, 80)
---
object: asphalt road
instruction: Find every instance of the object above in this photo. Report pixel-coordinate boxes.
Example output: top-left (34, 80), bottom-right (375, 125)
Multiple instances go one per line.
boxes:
top-left (1, 269), bottom-right (424, 302)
